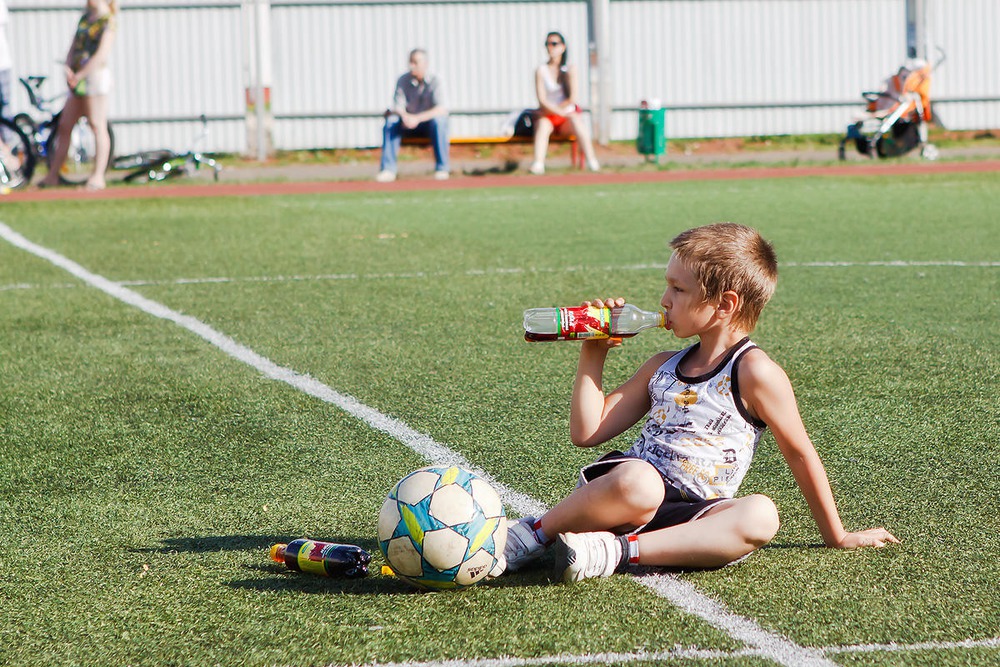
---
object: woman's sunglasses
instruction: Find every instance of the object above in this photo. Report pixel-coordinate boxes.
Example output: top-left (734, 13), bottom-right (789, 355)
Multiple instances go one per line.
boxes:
top-left (545, 40), bottom-right (563, 47)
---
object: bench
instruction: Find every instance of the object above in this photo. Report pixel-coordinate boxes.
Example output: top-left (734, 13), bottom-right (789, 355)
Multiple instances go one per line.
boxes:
top-left (401, 134), bottom-right (583, 169)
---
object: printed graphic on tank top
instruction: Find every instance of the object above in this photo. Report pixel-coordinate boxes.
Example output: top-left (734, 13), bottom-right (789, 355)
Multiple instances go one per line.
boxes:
top-left (625, 337), bottom-right (767, 501)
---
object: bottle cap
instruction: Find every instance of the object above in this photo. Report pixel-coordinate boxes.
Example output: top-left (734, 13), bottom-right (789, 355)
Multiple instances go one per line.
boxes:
top-left (269, 543), bottom-right (287, 563)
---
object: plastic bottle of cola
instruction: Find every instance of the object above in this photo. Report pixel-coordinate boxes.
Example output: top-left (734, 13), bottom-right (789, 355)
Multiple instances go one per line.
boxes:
top-left (523, 304), bottom-right (666, 341)
top-left (270, 539), bottom-right (371, 578)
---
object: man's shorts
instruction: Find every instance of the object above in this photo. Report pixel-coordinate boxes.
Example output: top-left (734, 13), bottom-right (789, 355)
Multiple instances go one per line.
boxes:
top-left (578, 451), bottom-right (727, 533)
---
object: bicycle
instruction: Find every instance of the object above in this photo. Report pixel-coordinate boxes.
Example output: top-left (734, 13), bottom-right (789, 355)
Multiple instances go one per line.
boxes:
top-left (0, 116), bottom-right (35, 190)
top-left (13, 75), bottom-right (115, 186)
top-left (114, 114), bottom-right (220, 184)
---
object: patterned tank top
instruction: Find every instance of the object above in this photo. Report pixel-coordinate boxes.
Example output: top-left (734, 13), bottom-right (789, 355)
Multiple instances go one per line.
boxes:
top-left (69, 11), bottom-right (114, 71)
top-left (624, 337), bottom-right (767, 501)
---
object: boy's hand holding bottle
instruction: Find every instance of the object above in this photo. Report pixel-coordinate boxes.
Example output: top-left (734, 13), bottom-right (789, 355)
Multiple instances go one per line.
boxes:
top-left (523, 297), bottom-right (666, 342)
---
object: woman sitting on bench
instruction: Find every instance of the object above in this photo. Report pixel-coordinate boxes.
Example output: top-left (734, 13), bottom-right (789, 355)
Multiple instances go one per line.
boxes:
top-left (529, 31), bottom-right (599, 175)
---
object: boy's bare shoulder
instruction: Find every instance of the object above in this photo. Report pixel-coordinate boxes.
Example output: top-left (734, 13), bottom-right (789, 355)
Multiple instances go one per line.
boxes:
top-left (739, 346), bottom-right (793, 392)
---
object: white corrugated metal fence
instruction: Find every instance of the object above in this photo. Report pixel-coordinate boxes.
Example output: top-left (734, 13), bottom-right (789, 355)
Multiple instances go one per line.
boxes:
top-left (6, 0), bottom-right (997, 156)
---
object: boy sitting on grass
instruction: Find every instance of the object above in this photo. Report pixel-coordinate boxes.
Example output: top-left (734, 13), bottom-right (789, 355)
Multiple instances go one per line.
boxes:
top-left (505, 222), bottom-right (899, 582)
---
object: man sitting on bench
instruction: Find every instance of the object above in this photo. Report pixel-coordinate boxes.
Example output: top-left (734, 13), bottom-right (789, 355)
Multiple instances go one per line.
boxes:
top-left (376, 48), bottom-right (449, 182)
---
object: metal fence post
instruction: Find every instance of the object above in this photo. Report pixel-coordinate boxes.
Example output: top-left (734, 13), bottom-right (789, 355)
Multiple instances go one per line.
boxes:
top-left (244, 0), bottom-right (273, 160)
top-left (587, 0), bottom-right (611, 146)
top-left (905, 0), bottom-right (928, 60)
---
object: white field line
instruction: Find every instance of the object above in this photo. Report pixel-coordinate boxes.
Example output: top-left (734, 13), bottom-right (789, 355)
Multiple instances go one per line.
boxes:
top-left (0, 224), bottom-right (548, 517)
top-left (824, 636), bottom-right (1000, 654)
top-left (634, 573), bottom-right (832, 667)
top-left (0, 223), bottom-right (988, 667)
top-left (346, 637), bottom-right (1000, 667)
top-left (1, 260), bottom-right (997, 294)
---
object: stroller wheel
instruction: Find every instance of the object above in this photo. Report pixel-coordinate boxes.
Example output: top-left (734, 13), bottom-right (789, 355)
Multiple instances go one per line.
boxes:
top-left (876, 122), bottom-right (921, 158)
top-left (921, 144), bottom-right (939, 160)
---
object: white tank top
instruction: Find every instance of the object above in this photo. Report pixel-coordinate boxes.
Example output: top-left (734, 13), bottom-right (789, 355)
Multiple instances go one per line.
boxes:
top-left (537, 64), bottom-right (568, 106)
top-left (625, 338), bottom-right (767, 501)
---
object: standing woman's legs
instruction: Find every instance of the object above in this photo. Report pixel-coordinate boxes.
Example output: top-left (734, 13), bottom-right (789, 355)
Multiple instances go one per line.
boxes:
top-left (82, 93), bottom-right (111, 189)
top-left (39, 94), bottom-right (86, 186)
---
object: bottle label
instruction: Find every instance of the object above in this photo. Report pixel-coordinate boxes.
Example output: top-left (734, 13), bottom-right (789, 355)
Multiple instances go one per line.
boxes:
top-left (558, 306), bottom-right (611, 340)
top-left (295, 540), bottom-right (337, 576)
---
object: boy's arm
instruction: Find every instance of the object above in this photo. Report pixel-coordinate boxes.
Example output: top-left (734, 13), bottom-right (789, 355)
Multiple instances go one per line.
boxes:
top-left (569, 298), bottom-right (671, 447)
top-left (570, 342), bottom-right (667, 447)
top-left (741, 351), bottom-right (900, 548)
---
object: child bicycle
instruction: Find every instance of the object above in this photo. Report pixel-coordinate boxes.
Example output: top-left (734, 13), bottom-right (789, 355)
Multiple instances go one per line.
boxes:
top-left (12, 75), bottom-right (115, 186)
top-left (114, 114), bottom-right (221, 184)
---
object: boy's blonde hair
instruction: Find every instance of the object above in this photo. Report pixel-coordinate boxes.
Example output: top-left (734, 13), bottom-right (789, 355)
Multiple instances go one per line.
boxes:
top-left (669, 223), bottom-right (778, 331)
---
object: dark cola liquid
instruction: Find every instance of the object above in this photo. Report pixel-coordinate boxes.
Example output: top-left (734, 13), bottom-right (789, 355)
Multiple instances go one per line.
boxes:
top-left (524, 331), bottom-right (638, 342)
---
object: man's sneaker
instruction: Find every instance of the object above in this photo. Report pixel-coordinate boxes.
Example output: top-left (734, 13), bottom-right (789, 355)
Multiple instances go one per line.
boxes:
top-left (528, 162), bottom-right (545, 175)
top-left (553, 531), bottom-right (621, 583)
top-left (375, 170), bottom-right (397, 183)
top-left (434, 170), bottom-right (449, 180)
top-left (504, 516), bottom-right (546, 572)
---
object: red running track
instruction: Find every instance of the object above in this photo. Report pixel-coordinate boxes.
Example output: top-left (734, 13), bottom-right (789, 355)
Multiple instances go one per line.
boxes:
top-left (5, 160), bottom-right (999, 203)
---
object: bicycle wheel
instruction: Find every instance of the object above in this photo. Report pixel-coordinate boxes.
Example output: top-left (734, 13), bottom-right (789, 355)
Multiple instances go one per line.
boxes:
top-left (0, 117), bottom-right (36, 189)
top-left (12, 113), bottom-right (39, 158)
top-left (122, 156), bottom-right (185, 184)
top-left (113, 149), bottom-right (174, 171)
top-left (45, 116), bottom-right (115, 185)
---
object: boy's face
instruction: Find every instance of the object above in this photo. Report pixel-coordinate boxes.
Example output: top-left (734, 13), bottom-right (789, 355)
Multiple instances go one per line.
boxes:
top-left (660, 254), bottom-right (717, 338)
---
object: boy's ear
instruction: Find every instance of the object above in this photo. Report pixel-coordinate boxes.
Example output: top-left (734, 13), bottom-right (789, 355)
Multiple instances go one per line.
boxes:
top-left (716, 290), bottom-right (739, 318)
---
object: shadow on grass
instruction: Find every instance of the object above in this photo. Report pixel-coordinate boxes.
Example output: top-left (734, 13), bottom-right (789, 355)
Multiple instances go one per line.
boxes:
top-left (227, 565), bottom-right (553, 596)
top-left (132, 533), bottom-right (553, 595)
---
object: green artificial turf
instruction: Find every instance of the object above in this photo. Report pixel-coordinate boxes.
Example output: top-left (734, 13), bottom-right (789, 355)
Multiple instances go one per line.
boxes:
top-left (0, 172), bottom-right (997, 666)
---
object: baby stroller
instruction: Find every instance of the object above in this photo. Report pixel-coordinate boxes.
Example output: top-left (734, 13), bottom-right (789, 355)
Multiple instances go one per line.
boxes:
top-left (839, 54), bottom-right (942, 161)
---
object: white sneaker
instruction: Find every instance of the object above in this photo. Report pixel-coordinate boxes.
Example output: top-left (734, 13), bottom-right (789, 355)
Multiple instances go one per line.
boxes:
top-left (375, 170), bottom-right (396, 183)
top-left (503, 516), bottom-right (546, 572)
top-left (587, 159), bottom-right (601, 172)
top-left (554, 531), bottom-right (621, 583)
top-left (528, 162), bottom-right (545, 175)
top-left (434, 170), bottom-right (449, 180)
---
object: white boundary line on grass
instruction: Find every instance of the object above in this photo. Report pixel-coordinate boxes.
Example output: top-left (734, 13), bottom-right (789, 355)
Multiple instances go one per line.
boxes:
top-left (352, 637), bottom-right (1000, 667)
top-left (0, 221), bottom-right (836, 667)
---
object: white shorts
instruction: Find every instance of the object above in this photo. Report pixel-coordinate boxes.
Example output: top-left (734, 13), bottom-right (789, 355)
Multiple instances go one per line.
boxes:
top-left (77, 67), bottom-right (113, 97)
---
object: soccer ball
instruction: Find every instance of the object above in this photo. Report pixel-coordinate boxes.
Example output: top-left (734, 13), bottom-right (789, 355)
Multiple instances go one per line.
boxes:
top-left (377, 465), bottom-right (507, 591)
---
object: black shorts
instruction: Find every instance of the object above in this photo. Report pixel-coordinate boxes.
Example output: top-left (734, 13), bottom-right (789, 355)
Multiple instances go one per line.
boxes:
top-left (578, 452), bottom-right (727, 533)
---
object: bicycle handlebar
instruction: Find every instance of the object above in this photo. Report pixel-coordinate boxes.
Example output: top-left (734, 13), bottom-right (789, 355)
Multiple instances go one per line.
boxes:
top-left (19, 76), bottom-right (67, 114)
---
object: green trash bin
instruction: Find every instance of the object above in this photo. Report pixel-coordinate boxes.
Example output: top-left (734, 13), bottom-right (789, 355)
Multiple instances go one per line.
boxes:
top-left (637, 106), bottom-right (666, 162)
